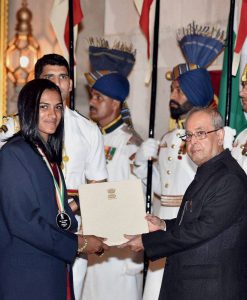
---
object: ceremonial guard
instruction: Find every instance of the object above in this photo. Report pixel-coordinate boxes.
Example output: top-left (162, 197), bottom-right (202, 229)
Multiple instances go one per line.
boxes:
top-left (0, 114), bottom-right (20, 148)
top-left (142, 23), bottom-right (235, 300)
top-left (81, 40), bottom-right (159, 300)
top-left (0, 54), bottom-right (108, 300)
top-left (232, 64), bottom-right (247, 174)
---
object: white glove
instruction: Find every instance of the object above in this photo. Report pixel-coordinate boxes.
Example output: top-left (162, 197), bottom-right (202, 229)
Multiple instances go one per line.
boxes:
top-left (135, 138), bottom-right (159, 165)
top-left (223, 126), bottom-right (236, 150)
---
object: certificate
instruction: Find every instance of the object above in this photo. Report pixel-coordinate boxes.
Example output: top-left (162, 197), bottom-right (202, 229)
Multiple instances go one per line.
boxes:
top-left (78, 179), bottom-right (149, 246)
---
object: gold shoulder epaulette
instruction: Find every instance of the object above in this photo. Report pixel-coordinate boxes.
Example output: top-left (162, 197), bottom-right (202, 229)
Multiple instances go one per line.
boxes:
top-left (1, 114), bottom-right (20, 133)
top-left (0, 124), bottom-right (8, 133)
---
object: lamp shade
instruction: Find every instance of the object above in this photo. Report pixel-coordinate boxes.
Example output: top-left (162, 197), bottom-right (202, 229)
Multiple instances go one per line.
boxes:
top-left (6, 0), bottom-right (40, 85)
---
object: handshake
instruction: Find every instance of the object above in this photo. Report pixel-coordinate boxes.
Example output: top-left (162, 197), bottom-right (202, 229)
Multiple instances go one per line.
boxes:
top-left (118, 214), bottom-right (166, 252)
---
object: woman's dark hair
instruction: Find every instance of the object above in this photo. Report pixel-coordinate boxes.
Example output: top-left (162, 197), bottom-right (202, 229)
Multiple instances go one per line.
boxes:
top-left (17, 79), bottom-right (64, 164)
top-left (35, 54), bottom-right (70, 79)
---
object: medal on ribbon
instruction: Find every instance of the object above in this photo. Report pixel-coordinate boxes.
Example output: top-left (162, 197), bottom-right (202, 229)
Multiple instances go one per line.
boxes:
top-left (36, 146), bottom-right (71, 230)
top-left (56, 211), bottom-right (71, 230)
top-left (104, 145), bottom-right (116, 163)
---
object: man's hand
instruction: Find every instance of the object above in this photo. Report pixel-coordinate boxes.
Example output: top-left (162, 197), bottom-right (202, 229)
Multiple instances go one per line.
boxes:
top-left (146, 214), bottom-right (166, 232)
top-left (118, 234), bottom-right (144, 252)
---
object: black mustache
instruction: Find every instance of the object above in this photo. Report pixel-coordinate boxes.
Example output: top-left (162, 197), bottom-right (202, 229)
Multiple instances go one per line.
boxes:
top-left (89, 106), bottom-right (97, 112)
top-left (169, 100), bottom-right (180, 107)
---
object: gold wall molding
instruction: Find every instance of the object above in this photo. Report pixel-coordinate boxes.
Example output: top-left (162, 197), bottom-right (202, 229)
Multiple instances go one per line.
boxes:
top-left (0, 0), bottom-right (8, 125)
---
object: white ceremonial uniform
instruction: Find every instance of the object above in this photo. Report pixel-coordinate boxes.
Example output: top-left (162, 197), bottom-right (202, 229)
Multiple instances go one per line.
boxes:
top-left (0, 115), bottom-right (20, 148)
top-left (231, 128), bottom-right (247, 174)
top-left (63, 108), bottom-right (107, 300)
top-left (143, 127), bottom-right (197, 300)
top-left (63, 107), bottom-right (107, 186)
top-left (0, 107), bottom-right (108, 300)
top-left (158, 128), bottom-right (197, 218)
top-left (82, 119), bottom-right (144, 300)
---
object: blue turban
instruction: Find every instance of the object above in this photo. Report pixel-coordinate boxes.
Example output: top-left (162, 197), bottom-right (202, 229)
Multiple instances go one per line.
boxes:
top-left (89, 46), bottom-right (135, 77)
top-left (178, 68), bottom-right (213, 106)
top-left (85, 40), bottom-right (135, 102)
top-left (85, 71), bottom-right (129, 102)
top-left (166, 22), bottom-right (225, 107)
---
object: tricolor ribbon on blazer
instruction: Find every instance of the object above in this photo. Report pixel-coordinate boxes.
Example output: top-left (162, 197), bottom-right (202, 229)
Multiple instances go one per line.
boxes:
top-left (36, 145), bottom-right (65, 213)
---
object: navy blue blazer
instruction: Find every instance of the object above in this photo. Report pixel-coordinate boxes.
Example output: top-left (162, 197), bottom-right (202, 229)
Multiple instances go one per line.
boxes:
top-left (0, 136), bottom-right (78, 300)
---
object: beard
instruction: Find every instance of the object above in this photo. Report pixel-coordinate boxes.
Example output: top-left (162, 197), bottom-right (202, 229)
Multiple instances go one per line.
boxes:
top-left (169, 99), bottom-right (193, 120)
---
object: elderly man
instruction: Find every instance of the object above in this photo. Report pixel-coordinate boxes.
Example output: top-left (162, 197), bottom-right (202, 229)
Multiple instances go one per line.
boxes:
top-left (232, 64), bottom-right (247, 173)
top-left (141, 23), bottom-right (235, 300)
top-left (121, 107), bottom-right (247, 300)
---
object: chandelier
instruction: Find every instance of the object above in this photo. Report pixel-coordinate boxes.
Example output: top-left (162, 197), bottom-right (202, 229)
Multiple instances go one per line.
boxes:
top-left (6, 0), bottom-right (40, 85)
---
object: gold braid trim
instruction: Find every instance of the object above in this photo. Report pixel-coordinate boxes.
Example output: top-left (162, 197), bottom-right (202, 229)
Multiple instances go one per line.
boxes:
top-left (161, 195), bottom-right (183, 207)
top-left (88, 37), bottom-right (136, 56)
top-left (0, 114), bottom-right (20, 133)
top-left (177, 21), bottom-right (226, 43)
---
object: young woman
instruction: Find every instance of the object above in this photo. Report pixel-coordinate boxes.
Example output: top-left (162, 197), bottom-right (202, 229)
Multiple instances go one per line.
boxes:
top-left (0, 79), bottom-right (107, 300)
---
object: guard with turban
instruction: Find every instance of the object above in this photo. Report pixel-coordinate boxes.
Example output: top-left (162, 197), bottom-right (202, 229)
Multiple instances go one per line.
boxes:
top-left (166, 21), bottom-right (225, 127)
top-left (82, 39), bottom-right (160, 300)
top-left (85, 38), bottom-right (136, 128)
top-left (232, 64), bottom-right (247, 174)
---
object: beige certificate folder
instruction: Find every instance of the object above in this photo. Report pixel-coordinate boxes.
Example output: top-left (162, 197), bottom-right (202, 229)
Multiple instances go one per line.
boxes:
top-left (78, 179), bottom-right (149, 246)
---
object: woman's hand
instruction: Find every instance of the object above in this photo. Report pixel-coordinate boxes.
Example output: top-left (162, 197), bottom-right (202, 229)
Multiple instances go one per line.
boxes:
top-left (77, 235), bottom-right (109, 256)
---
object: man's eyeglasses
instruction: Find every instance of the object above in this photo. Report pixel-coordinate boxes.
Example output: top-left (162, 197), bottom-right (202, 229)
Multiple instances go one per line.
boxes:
top-left (180, 128), bottom-right (222, 142)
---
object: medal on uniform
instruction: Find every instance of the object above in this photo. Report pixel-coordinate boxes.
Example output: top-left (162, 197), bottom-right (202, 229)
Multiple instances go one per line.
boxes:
top-left (177, 141), bottom-right (186, 160)
top-left (36, 145), bottom-right (71, 230)
top-left (104, 145), bottom-right (116, 163)
top-left (241, 142), bottom-right (247, 156)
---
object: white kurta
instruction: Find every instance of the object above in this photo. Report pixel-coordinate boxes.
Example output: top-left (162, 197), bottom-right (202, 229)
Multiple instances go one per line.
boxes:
top-left (0, 107), bottom-right (108, 300)
top-left (143, 128), bottom-right (197, 300)
top-left (82, 123), bottom-right (144, 300)
top-left (231, 128), bottom-right (247, 174)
